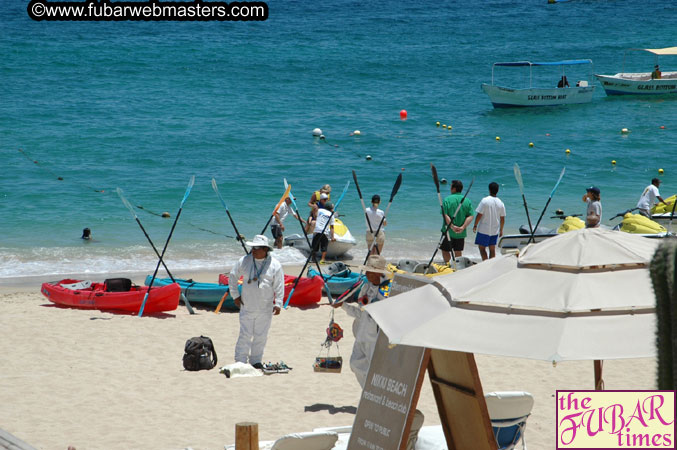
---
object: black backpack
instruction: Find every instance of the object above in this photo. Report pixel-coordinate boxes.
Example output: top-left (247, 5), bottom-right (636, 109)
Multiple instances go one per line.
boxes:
top-left (182, 336), bottom-right (218, 371)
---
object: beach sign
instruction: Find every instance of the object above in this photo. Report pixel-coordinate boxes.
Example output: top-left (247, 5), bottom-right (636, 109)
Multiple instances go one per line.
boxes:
top-left (348, 330), bottom-right (429, 450)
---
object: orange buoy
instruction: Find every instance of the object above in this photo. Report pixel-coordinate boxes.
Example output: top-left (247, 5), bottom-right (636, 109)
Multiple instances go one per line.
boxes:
top-left (399, 109), bottom-right (407, 120)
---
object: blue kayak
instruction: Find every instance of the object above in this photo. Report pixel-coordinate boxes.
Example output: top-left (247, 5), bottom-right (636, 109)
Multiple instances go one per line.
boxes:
top-left (144, 276), bottom-right (238, 310)
top-left (308, 266), bottom-right (363, 297)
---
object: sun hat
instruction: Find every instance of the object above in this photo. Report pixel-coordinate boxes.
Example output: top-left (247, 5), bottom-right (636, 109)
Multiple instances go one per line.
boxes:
top-left (358, 255), bottom-right (391, 276)
top-left (586, 186), bottom-right (600, 195)
top-left (245, 234), bottom-right (273, 250)
top-left (320, 193), bottom-right (329, 200)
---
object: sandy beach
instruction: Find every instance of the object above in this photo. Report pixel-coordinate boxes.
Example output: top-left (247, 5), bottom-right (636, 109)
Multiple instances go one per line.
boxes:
top-left (0, 266), bottom-right (656, 450)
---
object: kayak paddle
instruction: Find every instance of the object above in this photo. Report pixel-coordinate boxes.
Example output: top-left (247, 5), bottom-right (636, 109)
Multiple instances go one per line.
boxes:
top-left (140, 175), bottom-right (195, 317)
top-left (284, 180), bottom-right (350, 308)
top-left (527, 167), bottom-right (565, 244)
top-left (211, 178), bottom-right (249, 256)
top-left (513, 163), bottom-right (534, 236)
top-left (283, 178), bottom-right (335, 305)
top-left (117, 187), bottom-right (194, 315)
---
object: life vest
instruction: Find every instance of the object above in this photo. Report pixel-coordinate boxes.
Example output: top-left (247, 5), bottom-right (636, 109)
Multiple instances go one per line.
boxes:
top-left (314, 191), bottom-right (331, 202)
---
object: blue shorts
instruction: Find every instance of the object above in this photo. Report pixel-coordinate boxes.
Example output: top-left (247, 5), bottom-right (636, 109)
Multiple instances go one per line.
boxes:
top-left (474, 232), bottom-right (498, 247)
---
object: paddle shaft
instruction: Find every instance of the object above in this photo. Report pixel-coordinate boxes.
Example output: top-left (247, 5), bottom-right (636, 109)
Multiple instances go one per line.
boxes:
top-left (284, 180), bottom-right (350, 308)
top-left (670, 196), bottom-right (677, 233)
top-left (212, 178), bottom-right (249, 255)
top-left (514, 163), bottom-right (535, 235)
top-left (353, 170), bottom-right (376, 236)
top-left (528, 168), bottom-right (566, 244)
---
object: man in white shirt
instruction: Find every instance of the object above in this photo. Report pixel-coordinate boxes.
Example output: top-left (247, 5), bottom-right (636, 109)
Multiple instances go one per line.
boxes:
top-left (472, 182), bottom-right (506, 260)
top-left (228, 235), bottom-right (285, 369)
top-left (311, 201), bottom-right (335, 264)
top-left (365, 194), bottom-right (386, 255)
top-left (271, 197), bottom-right (299, 249)
top-left (637, 178), bottom-right (668, 218)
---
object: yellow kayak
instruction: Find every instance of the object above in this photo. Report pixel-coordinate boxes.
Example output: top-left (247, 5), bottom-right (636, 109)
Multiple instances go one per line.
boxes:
top-left (619, 213), bottom-right (666, 234)
top-left (651, 194), bottom-right (676, 214)
top-left (557, 216), bottom-right (585, 233)
top-left (387, 262), bottom-right (455, 278)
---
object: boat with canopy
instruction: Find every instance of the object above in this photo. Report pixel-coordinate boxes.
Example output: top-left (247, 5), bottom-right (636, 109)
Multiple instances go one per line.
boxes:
top-left (481, 59), bottom-right (595, 107)
top-left (595, 47), bottom-right (677, 95)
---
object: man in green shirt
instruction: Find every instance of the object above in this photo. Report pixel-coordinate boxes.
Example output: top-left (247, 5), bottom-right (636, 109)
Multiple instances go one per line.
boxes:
top-left (440, 180), bottom-right (474, 262)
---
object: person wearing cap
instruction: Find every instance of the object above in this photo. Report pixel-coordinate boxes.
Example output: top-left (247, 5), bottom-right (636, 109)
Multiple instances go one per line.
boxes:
top-left (651, 65), bottom-right (662, 80)
top-left (637, 178), bottom-right (668, 218)
top-left (582, 186), bottom-right (602, 228)
top-left (308, 184), bottom-right (332, 211)
top-left (271, 197), bottom-right (299, 249)
top-left (228, 235), bottom-right (284, 369)
top-left (365, 194), bottom-right (386, 255)
top-left (311, 201), bottom-right (335, 264)
top-left (440, 180), bottom-right (474, 261)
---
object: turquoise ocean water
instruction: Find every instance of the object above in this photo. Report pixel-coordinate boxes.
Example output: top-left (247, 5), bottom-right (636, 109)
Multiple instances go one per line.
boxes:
top-left (1, 0), bottom-right (676, 282)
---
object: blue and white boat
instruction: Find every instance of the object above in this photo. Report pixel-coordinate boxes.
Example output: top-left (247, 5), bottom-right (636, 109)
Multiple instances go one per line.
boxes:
top-left (595, 47), bottom-right (677, 96)
top-left (482, 59), bottom-right (595, 107)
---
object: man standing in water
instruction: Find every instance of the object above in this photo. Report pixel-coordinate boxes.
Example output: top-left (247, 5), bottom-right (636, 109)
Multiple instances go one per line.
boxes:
top-left (472, 182), bottom-right (505, 260)
top-left (440, 180), bottom-right (474, 262)
top-left (229, 235), bottom-right (284, 369)
top-left (271, 197), bottom-right (299, 249)
top-left (365, 194), bottom-right (386, 255)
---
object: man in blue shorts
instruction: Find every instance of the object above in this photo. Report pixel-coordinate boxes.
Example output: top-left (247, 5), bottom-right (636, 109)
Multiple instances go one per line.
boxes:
top-left (472, 182), bottom-right (505, 260)
top-left (440, 180), bottom-right (474, 263)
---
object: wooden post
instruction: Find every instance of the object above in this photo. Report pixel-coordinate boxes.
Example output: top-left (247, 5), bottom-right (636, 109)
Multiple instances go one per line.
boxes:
top-left (235, 422), bottom-right (258, 450)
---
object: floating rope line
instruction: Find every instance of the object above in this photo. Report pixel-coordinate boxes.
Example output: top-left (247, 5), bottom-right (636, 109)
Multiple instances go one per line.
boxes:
top-left (18, 148), bottom-right (105, 193)
top-left (15, 147), bottom-right (236, 239)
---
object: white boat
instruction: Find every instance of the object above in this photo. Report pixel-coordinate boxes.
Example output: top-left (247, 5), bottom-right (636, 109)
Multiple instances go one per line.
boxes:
top-left (481, 59), bottom-right (595, 107)
top-left (595, 47), bottom-right (677, 96)
top-left (283, 218), bottom-right (357, 258)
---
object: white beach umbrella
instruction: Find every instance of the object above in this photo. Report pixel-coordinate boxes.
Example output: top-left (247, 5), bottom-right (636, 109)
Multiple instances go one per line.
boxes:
top-left (367, 228), bottom-right (660, 366)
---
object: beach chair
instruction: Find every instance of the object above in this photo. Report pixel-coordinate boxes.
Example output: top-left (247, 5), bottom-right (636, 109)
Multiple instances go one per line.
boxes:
top-left (485, 391), bottom-right (534, 450)
top-left (270, 430), bottom-right (339, 450)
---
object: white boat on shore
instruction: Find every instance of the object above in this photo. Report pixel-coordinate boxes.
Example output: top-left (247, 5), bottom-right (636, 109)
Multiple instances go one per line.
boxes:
top-left (283, 218), bottom-right (357, 258)
top-left (481, 59), bottom-right (595, 107)
top-left (595, 47), bottom-right (677, 96)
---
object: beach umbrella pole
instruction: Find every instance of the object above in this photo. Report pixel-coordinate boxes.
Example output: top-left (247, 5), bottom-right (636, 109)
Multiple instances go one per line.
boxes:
top-left (139, 176), bottom-right (195, 317)
top-left (116, 188), bottom-right (195, 315)
top-left (528, 167), bottom-right (566, 244)
top-left (284, 180), bottom-right (350, 308)
top-left (362, 173), bottom-right (403, 265)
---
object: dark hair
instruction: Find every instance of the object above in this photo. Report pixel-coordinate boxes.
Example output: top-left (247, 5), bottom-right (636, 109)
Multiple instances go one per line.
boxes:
top-left (652, 178), bottom-right (661, 185)
top-left (489, 182), bottom-right (499, 196)
top-left (451, 180), bottom-right (463, 192)
top-left (81, 228), bottom-right (91, 239)
top-left (371, 194), bottom-right (380, 203)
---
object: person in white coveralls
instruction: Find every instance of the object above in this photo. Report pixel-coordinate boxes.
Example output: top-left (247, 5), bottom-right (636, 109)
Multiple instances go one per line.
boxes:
top-left (229, 235), bottom-right (284, 369)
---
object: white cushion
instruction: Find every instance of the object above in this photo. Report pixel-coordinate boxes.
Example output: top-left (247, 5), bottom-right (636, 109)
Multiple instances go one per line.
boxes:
top-left (271, 431), bottom-right (338, 450)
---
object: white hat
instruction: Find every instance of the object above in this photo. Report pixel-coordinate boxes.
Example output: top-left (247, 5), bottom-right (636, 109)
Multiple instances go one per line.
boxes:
top-left (320, 193), bottom-right (329, 200)
top-left (245, 235), bottom-right (273, 250)
top-left (358, 255), bottom-right (391, 276)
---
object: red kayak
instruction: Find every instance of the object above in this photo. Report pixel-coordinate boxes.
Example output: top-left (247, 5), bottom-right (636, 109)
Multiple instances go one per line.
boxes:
top-left (218, 273), bottom-right (323, 306)
top-left (41, 278), bottom-right (180, 313)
